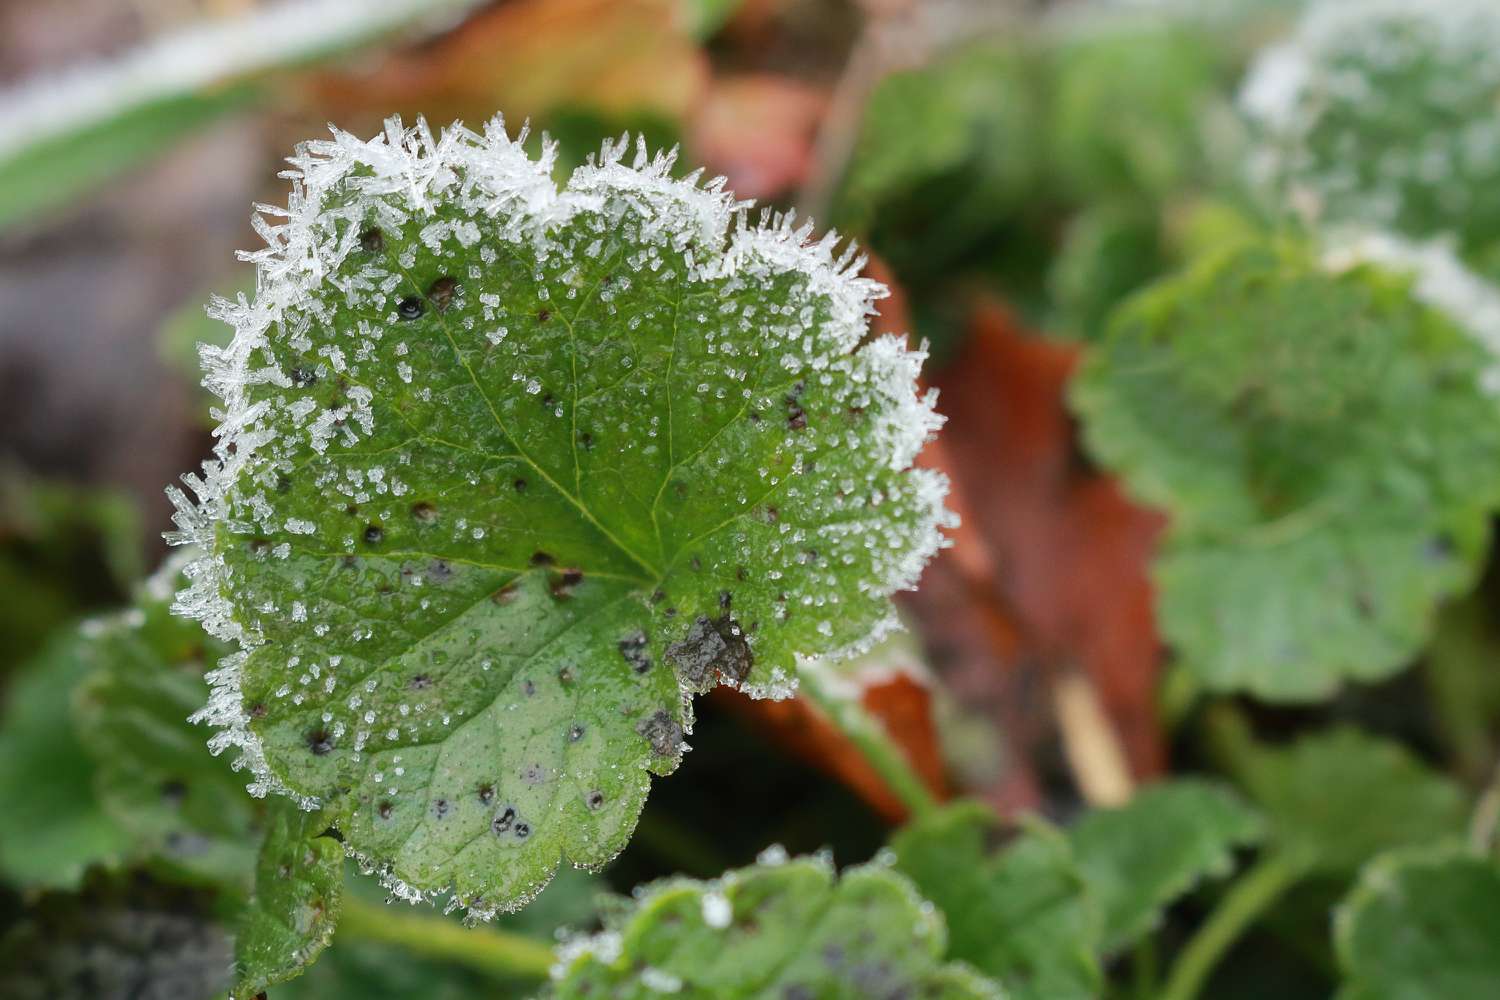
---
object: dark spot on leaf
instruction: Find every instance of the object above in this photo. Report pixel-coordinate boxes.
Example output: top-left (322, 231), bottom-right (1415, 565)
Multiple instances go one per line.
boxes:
top-left (530, 551), bottom-right (555, 567)
top-left (558, 665), bottom-right (575, 686)
top-left (1426, 534), bottom-right (1455, 563)
top-left (426, 276), bottom-right (458, 313)
top-left (249, 538), bottom-right (270, 555)
top-left (666, 615), bottom-right (753, 688)
top-left (427, 559), bottom-right (454, 583)
top-left (523, 678), bottom-right (536, 696)
top-left (637, 710), bottom-right (684, 758)
top-left (585, 790), bottom-right (605, 810)
top-left (786, 381), bottom-right (808, 430)
top-left (651, 589), bottom-right (667, 604)
top-left (306, 730), bottom-right (334, 755)
top-left (478, 784), bottom-right (495, 804)
top-left (513, 477), bottom-right (527, 492)
top-left (719, 590), bottom-right (732, 610)
top-left (568, 723), bottom-right (585, 742)
top-left (363, 524), bottom-right (384, 545)
top-left (764, 506), bottom-right (779, 523)
top-left (160, 779), bottom-right (187, 806)
top-left (550, 567), bottom-right (583, 599)
top-left (543, 393), bottom-right (555, 408)
top-left (409, 674), bottom-right (432, 690)
top-left (520, 763), bottom-right (547, 785)
top-left (618, 630), bottom-right (652, 673)
top-left (514, 822), bottom-right (530, 839)
top-left (579, 432), bottom-right (593, 450)
top-left (359, 226), bottom-right (384, 252)
top-left (397, 296), bottom-right (425, 320)
top-left (537, 308), bottom-right (550, 323)
top-left (249, 702), bottom-right (267, 719)
top-left (491, 582), bottom-right (520, 605)
top-left (291, 366), bottom-right (318, 387)
top-left (411, 501), bottom-right (437, 523)
top-left (491, 807), bottom-right (515, 835)
top-left (432, 799), bottom-right (449, 819)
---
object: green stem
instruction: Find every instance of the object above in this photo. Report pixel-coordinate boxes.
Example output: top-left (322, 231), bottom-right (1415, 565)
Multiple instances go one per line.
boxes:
top-left (799, 666), bottom-right (939, 820)
top-left (1132, 935), bottom-right (1158, 1000)
top-left (337, 896), bottom-right (555, 982)
top-left (1159, 852), bottom-right (1305, 1000)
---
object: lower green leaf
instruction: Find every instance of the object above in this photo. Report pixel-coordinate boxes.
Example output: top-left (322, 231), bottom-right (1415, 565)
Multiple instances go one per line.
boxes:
top-left (0, 629), bottom-right (129, 887)
top-left (890, 802), bottom-right (1101, 1000)
top-left (1070, 779), bottom-right (1264, 952)
top-left (551, 852), bottom-right (1001, 999)
top-left (234, 805), bottom-right (346, 998)
top-left (72, 571), bottom-right (256, 886)
top-left (1232, 726), bottom-right (1468, 875)
top-left (1335, 847), bottom-right (1500, 1000)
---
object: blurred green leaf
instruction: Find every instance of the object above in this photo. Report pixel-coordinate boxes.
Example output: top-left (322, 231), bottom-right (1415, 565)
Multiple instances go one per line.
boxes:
top-left (836, 40), bottom-right (1048, 297)
top-left (890, 801), bottom-right (1101, 1000)
top-left (72, 564), bottom-right (256, 887)
top-left (1048, 22), bottom-right (1228, 204)
top-left (1047, 201), bottom-right (1166, 340)
top-left (1335, 847), bottom-right (1500, 1000)
top-left (1072, 240), bottom-right (1500, 699)
top-left (0, 628), bottom-right (129, 888)
top-left (1070, 779), bottom-right (1264, 952)
top-left (552, 853), bottom-right (999, 998)
top-left (1233, 727), bottom-right (1468, 875)
top-left (0, 471), bottom-right (141, 671)
top-left (233, 805), bottom-right (345, 998)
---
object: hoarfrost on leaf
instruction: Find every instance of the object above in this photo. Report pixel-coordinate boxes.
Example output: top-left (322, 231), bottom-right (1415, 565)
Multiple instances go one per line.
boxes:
top-left (166, 116), bottom-right (953, 916)
top-left (549, 854), bottom-right (1001, 999)
top-left (1240, 0), bottom-right (1500, 256)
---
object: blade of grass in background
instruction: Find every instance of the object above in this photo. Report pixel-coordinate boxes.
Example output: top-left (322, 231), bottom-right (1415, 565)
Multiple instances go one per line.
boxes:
top-left (0, 0), bottom-right (483, 233)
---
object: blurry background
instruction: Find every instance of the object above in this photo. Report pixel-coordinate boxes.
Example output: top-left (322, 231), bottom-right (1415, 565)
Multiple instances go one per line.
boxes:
top-left (5, 1), bottom-right (1494, 997)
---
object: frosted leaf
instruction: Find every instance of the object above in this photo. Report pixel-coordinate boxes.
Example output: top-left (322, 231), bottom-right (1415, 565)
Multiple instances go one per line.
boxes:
top-left (550, 854), bottom-right (1000, 998)
top-left (1240, 0), bottom-right (1500, 255)
top-left (167, 117), bottom-right (953, 915)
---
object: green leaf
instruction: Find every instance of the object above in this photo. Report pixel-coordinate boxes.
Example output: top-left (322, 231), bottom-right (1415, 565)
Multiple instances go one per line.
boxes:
top-left (550, 852), bottom-right (1000, 998)
top-left (890, 802), bottom-right (1101, 1000)
top-left (1241, 2), bottom-right (1500, 256)
top-left (1071, 240), bottom-right (1500, 699)
top-left (167, 119), bottom-right (951, 916)
top-left (1048, 21), bottom-right (1228, 204)
top-left (1334, 847), bottom-right (1500, 1000)
top-left (72, 562), bottom-right (258, 886)
top-left (0, 629), bottom-right (129, 887)
top-left (1070, 778), bottom-right (1264, 952)
top-left (835, 40), bottom-right (1046, 290)
top-left (0, 470), bottom-right (142, 670)
top-left (234, 804), bottom-right (346, 998)
top-left (1047, 201), bottom-right (1167, 340)
top-left (1233, 726), bottom-right (1468, 875)
top-left (0, 869), bottom-right (234, 1000)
